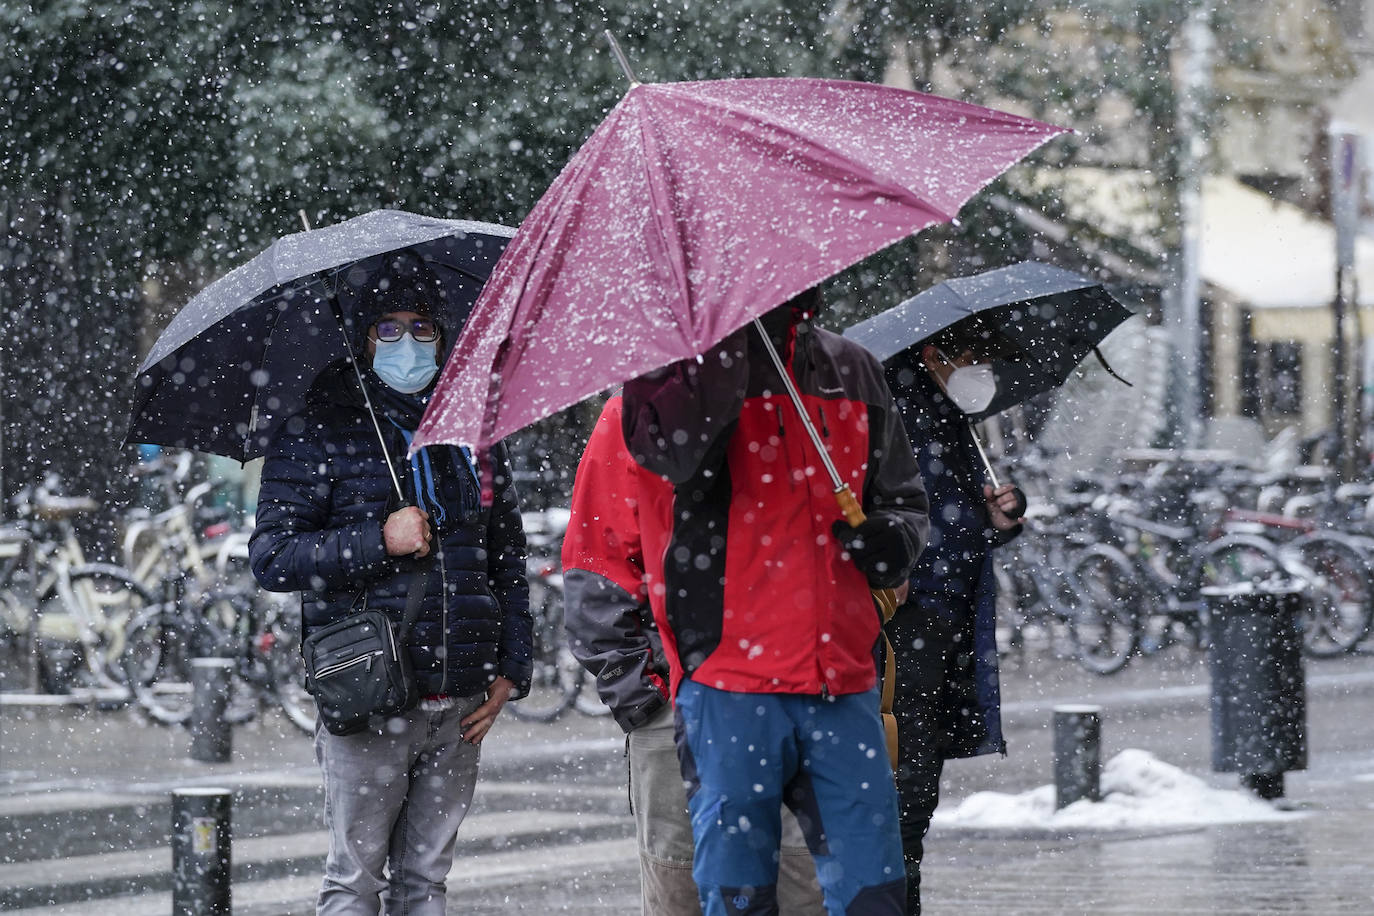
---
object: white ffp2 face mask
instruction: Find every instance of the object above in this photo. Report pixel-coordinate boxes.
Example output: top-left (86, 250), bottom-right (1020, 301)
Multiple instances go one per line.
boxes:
top-left (936, 349), bottom-right (998, 414)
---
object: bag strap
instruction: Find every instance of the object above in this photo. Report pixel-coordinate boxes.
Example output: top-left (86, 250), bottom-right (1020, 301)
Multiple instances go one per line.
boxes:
top-left (880, 633), bottom-right (897, 714)
top-left (397, 555), bottom-right (434, 644)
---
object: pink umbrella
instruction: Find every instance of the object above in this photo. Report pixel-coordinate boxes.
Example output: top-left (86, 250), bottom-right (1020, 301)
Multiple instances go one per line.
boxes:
top-left (413, 74), bottom-right (1067, 454)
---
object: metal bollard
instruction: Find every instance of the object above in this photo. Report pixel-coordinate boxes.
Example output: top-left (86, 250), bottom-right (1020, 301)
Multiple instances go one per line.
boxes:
top-left (1053, 705), bottom-right (1102, 809)
top-left (171, 787), bottom-right (232, 916)
top-left (190, 658), bottom-right (235, 763)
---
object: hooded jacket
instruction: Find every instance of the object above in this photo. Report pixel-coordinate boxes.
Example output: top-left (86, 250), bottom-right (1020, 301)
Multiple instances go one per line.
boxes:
top-left (561, 395), bottom-right (677, 732)
top-left (888, 358), bottom-right (1020, 757)
top-left (249, 363), bottom-right (533, 699)
top-left (621, 317), bottom-right (930, 697)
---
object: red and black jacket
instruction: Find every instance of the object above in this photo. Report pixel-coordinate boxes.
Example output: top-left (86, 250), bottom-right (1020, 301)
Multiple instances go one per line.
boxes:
top-left (561, 396), bottom-right (677, 731)
top-left (622, 318), bottom-right (929, 697)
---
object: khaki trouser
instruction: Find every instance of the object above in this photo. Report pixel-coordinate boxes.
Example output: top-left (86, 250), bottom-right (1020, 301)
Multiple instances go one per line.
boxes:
top-left (628, 705), bottom-right (825, 916)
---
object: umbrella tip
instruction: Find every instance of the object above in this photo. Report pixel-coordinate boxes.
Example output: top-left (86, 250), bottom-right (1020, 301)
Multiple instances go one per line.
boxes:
top-left (603, 30), bottom-right (640, 87)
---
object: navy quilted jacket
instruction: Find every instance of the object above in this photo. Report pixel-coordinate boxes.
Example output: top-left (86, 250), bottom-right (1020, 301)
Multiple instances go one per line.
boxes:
top-left (249, 365), bottom-right (532, 699)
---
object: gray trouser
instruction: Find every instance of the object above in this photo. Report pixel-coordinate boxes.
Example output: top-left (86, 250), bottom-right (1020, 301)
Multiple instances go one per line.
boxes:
top-left (313, 697), bottom-right (483, 916)
top-left (628, 705), bottom-right (825, 916)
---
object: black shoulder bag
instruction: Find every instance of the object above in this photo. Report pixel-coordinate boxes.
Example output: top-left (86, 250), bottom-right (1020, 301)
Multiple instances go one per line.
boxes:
top-left (302, 559), bottom-right (432, 736)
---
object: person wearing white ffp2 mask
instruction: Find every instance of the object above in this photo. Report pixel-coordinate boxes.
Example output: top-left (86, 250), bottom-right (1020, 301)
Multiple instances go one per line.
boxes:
top-left (927, 347), bottom-right (997, 414)
top-left (886, 338), bottom-right (1025, 916)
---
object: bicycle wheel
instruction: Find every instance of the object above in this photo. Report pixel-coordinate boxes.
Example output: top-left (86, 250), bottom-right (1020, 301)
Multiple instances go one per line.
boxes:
top-left (572, 672), bottom-right (613, 717)
top-left (1197, 536), bottom-right (1287, 652)
top-left (1000, 555), bottom-right (1080, 661)
top-left (122, 607), bottom-right (200, 724)
top-left (1283, 533), bottom-right (1374, 658)
top-left (196, 588), bottom-right (264, 725)
top-left (62, 564), bottom-right (154, 687)
top-left (263, 600), bottom-right (316, 734)
top-left (1200, 536), bottom-right (1284, 588)
top-left (507, 576), bottom-right (581, 723)
top-left (1068, 547), bottom-right (1141, 675)
top-left (124, 592), bottom-right (247, 726)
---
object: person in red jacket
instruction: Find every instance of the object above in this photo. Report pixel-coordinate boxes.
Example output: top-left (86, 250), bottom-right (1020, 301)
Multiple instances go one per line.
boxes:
top-left (620, 289), bottom-right (930, 916)
top-left (562, 395), bottom-right (825, 916)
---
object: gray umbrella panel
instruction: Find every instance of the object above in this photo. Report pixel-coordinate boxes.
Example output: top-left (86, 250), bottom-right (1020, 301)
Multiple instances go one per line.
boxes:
top-left (139, 210), bottom-right (515, 371)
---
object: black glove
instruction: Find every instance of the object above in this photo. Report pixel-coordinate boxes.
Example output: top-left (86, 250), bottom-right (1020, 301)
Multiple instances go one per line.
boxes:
top-left (831, 512), bottom-right (916, 589)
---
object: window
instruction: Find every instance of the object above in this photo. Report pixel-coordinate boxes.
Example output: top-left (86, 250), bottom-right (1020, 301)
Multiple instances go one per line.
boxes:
top-left (1265, 341), bottom-right (1303, 416)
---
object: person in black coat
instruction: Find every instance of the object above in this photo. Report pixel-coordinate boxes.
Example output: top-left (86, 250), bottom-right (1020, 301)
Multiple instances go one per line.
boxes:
top-left (885, 322), bottom-right (1024, 916)
top-left (250, 252), bottom-right (531, 916)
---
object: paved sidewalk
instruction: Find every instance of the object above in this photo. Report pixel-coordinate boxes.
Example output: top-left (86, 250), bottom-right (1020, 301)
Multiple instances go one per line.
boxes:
top-left (3, 650), bottom-right (1372, 913)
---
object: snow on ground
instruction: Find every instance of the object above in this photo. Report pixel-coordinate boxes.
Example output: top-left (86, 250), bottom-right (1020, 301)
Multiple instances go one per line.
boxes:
top-left (933, 748), bottom-right (1305, 831)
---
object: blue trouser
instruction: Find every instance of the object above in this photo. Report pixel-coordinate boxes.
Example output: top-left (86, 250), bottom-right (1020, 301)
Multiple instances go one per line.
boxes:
top-left (673, 682), bottom-right (906, 916)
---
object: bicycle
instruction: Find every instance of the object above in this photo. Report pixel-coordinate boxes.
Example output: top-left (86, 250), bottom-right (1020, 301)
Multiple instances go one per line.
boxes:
top-left (506, 508), bottom-right (591, 723)
top-left (995, 508), bottom-right (1090, 663)
top-left (1066, 465), bottom-right (1293, 674)
top-left (0, 524), bottom-right (36, 688)
top-left (121, 575), bottom-right (315, 731)
top-left (119, 458), bottom-right (314, 731)
top-left (1281, 531), bottom-right (1374, 657)
top-left (1256, 476), bottom-right (1374, 656)
top-left (123, 453), bottom-right (238, 595)
top-left (1, 477), bottom-right (152, 693)
top-left (1187, 465), bottom-right (1374, 658)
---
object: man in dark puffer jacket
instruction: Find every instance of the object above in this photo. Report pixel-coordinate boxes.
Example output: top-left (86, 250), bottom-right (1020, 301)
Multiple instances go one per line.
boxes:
top-left (250, 252), bottom-right (531, 916)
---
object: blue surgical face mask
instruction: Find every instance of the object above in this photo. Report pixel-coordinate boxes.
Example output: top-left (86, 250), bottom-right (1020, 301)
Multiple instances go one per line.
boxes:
top-left (372, 335), bottom-right (439, 393)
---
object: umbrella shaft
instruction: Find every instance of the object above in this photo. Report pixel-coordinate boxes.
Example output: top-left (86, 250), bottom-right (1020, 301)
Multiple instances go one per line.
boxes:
top-left (968, 423), bottom-right (1000, 489)
top-left (603, 30), bottom-right (640, 85)
top-left (751, 319), bottom-right (843, 489)
top-left (324, 291), bottom-right (408, 505)
top-left (357, 373), bottom-right (408, 503)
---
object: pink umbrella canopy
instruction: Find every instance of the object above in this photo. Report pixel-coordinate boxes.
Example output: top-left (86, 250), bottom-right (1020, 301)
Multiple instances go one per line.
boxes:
top-left (413, 77), bottom-right (1067, 453)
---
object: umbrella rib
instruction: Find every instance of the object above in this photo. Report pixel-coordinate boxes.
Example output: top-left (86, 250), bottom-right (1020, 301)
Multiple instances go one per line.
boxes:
top-left (632, 97), bottom-right (697, 331)
top-left (244, 303), bottom-right (289, 463)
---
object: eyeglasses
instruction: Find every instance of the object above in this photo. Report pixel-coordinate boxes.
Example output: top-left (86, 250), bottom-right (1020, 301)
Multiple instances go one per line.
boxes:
top-left (372, 317), bottom-right (440, 342)
top-left (935, 347), bottom-right (981, 367)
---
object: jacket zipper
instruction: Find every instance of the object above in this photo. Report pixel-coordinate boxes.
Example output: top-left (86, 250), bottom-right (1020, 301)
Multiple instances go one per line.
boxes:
top-left (794, 353), bottom-right (837, 698)
top-left (436, 534), bottom-right (448, 690)
top-left (315, 651), bottom-right (380, 679)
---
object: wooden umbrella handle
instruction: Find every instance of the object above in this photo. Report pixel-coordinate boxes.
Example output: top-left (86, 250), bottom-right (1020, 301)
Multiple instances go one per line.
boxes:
top-left (834, 484), bottom-right (866, 527)
top-left (834, 485), bottom-right (900, 621)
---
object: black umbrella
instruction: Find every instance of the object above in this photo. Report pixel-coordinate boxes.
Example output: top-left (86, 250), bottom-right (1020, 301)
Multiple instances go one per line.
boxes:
top-left (843, 260), bottom-right (1134, 422)
top-left (126, 210), bottom-right (516, 467)
top-left (845, 261), bottom-right (1134, 515)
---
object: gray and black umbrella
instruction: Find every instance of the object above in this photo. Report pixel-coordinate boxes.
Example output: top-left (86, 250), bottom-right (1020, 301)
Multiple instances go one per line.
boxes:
top-left (843, 260), bottom-right (1135, 422)
top-left (127, 209), bottom-right (515, 462)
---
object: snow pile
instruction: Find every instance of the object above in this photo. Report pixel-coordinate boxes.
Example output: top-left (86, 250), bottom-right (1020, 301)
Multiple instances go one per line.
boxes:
top-left (933, 749), bottom-right (1304, 831)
